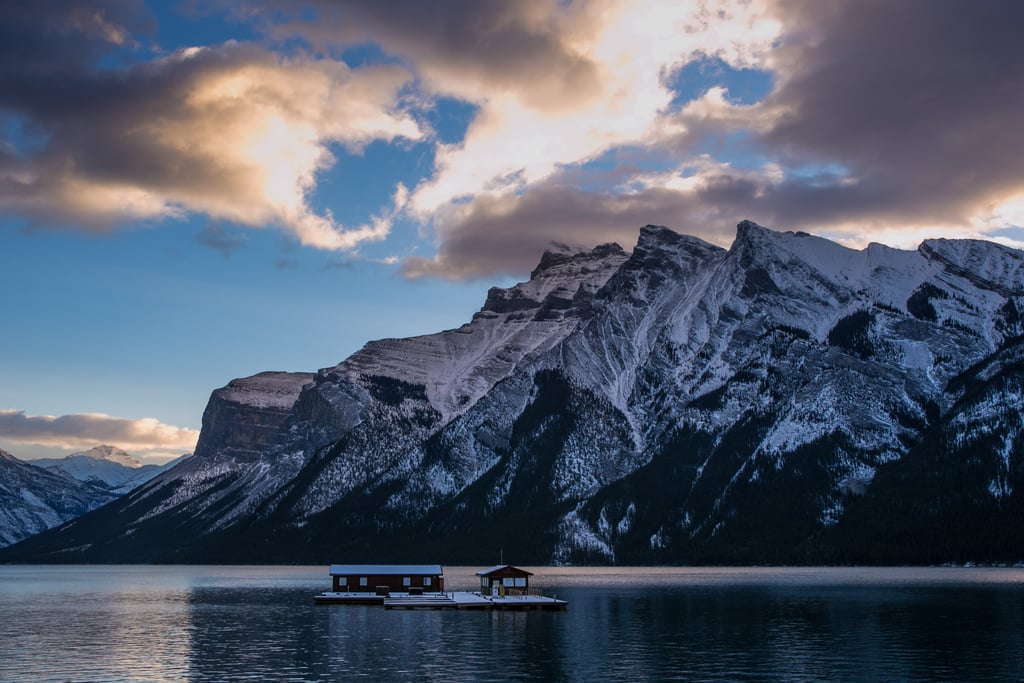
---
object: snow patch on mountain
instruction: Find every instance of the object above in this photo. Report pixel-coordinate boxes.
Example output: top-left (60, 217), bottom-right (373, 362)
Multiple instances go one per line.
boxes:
top-left (218, 372), bottom-right (314, 409)
top-left (0, 448), bottom-right (117, 547)
top-left (332, 243), bottom-right (629, 422)
top-left (31, 445), bottom-right (187, 495)
top-left (553, 505), bottom-right (615, 563)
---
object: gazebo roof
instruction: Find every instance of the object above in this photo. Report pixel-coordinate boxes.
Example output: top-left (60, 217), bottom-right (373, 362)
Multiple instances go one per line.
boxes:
top-left (476, 564), bottom-right (534, 577)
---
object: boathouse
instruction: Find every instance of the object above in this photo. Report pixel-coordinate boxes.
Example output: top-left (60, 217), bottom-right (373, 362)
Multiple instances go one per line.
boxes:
top-left (328, 564), bottom-right (444, 594)
top-left (477, 565), bottom-right (533, 595)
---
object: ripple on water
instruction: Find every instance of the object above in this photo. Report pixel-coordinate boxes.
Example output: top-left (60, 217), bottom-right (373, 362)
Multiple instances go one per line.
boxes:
top-left (1, 566), bottom-right (1023, 682)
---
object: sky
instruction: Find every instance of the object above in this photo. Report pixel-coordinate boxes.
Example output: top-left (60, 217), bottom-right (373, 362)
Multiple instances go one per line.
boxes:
top-left (2, 0), bottom-right (1023, 464)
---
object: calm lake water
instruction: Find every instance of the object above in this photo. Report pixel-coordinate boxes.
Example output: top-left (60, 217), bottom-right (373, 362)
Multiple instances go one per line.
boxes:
top-left (1, 565), bottom-right (1023, 682)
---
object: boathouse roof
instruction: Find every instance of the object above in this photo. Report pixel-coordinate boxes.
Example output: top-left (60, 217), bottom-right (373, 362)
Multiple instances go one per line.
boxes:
top-left (476, 564), bottom-right (533, 577)
top-left (329, 564), bottom-right (443, 576)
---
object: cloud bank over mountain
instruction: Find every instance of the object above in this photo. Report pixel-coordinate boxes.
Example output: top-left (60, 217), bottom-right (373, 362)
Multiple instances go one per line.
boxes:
top-left (0, 409), bottom-right (198, 453)
top-left (3, 1), bottom-right (1022, 278)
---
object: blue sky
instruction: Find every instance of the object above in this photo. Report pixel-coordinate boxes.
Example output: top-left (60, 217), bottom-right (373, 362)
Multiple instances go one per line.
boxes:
top-left (1, 1), bottom-right (1022, 463)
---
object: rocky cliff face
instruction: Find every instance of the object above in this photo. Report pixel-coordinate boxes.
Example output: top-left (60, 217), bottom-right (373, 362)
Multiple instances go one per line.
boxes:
top-left (196, 372), bottom-right (315, 456)
top-left (5, 221), bottom-right (1024, 564)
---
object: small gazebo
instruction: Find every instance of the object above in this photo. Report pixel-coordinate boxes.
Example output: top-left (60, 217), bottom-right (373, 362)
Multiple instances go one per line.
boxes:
top-left (476, 564), bottom-right (533, 596)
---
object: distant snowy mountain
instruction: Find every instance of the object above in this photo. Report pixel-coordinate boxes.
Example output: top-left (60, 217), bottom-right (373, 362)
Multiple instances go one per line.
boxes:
top-left (33, 445), bottom-right (175, 494)
top-left (5, 221), bottom-right (1024, 565)
top-left (0, 449), bottom-right (118, 548)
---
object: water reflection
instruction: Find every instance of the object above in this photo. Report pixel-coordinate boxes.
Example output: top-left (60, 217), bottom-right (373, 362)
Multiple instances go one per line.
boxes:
top-left (1, 566), bottom-right (1023, 682)
top-left (0, 566), bottom-right (194, 682)
top-left (547, 582), bottom-right (1024, 682)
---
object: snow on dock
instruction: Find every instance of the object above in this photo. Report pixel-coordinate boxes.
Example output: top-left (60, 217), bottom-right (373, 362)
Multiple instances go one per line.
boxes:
top-left (314, 564), bottom-right (567, 610)
top-left (315, 591), bottom-right (567, 611)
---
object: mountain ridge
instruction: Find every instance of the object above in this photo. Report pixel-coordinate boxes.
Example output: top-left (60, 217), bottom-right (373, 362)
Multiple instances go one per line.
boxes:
top-left (33, 445), bottom-right (181, 495)
top-left (0, 448), bottom-right (119, 547)
top-left (4, 220), bottom-right (1024, 564)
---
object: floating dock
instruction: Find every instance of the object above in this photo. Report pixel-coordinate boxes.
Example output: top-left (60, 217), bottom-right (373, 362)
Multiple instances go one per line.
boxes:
top-left (315, 591), bottom-right (567, 611)
top-left (315, 564), bottom-right (567, 610)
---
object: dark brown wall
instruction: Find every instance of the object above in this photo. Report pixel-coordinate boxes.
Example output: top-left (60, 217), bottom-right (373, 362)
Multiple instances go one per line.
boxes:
top-left (332, 573), bottom-right (444, 592)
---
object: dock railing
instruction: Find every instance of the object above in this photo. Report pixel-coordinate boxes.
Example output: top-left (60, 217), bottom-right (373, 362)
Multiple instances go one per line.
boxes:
top-left (502, 587), bottom-right (545, 598)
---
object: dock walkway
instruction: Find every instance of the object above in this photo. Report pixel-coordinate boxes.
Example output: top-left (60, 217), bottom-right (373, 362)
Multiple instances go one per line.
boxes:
top-left (316, 591), bottom-right (567, 611)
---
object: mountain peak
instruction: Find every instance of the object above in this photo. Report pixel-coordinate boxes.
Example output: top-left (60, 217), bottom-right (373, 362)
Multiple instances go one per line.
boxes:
top-left (633, 224), bottom-right (723, 257)
top-left (638, 224), bottom-right (680, 240)
top-left (728, 219), bottom-right (783, 261)
top-left (476, 241), bottom-right (628, 317)
top-left (735, 219), bottom-right (772, 239)
top-left (69, 445), bottom-right (140, 469)
top-left (530, 241), bottom-right (627, 280)
top-left (919, 237), bottom-right (1024, 295)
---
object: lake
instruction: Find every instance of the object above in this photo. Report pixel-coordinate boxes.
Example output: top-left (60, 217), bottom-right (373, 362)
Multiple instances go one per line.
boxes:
top-left (1, 565), bottom-right (1023, 681)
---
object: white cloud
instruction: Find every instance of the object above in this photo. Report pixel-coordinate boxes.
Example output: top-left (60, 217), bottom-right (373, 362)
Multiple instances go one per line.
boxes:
top-left (409, 0), bottom-right (781, 219)
top-left (0, 409), bottom-right (199, 452)
top-left (1, 41), bottom-right (423, 251)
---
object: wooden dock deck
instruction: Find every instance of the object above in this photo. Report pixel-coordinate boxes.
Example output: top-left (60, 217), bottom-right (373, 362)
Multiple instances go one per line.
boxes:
top-left (315, 591), bottom-right (567, 611)
top-left (313, 593), bottom-right (384, 605)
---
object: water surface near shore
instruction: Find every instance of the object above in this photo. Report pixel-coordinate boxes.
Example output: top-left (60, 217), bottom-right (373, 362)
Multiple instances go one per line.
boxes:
top-left (2, 565), bottom-right (1022, 681)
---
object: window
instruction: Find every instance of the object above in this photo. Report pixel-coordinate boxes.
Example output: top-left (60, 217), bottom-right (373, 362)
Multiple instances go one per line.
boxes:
top-left (481, 577), bottom-right (489, 589)
top-left (423, 577), bottom-right (431, 586)
top-left (403, 577), bottom-right (411, 587)
top-left (503, 578), bottom-right (515, 587)
top-left (514, 577), bottom-right (526, 587)
top-left (359, 577), bottom-right (368, 587)
top-left (338, 577), bottom-right (348, 586)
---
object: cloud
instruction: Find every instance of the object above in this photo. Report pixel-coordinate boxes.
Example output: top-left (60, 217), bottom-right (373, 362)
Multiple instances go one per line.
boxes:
top-left (402, 150), bottom-right (1003, 278)
top-left (400, 163), bottom-right (772, 279)
top-left (0, 2), bottom-right (422, 250)
top-left (405, 0), bottom-right (781, 218)
top-left (0, 409), bottom-right (199, 452)
top-left (197, 224), bottom-right (248, 256)
top-left (0, 2), bottom-right (154, 71)
top-left (8, 1), bottom-right (1023, 279)
top-left (251, 1), bottom-right (781, 214)
top-left (253, 0), bottom-right (608, 111)
top-left (402, 184), bottom-right (675, 279)
top-left (663, 0), bottom-right (1024, 241)
top-left (407, 0), bottom-right (1024, 277)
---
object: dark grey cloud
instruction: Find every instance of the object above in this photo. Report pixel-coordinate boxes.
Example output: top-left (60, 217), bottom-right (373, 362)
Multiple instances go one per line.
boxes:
top-left (0, 1), bottom-right (153, 74)
top-left (6, 1), bottom-right (1020, 279)
top-left (403, 180), bottom-right (751, 279)
top-left (0, 36), bottom-right (280, 226)
top-left (244, 0), bottom-right (604, 111)
top-left (197, 224), bottom-right (247, 256)
top-left (662, 0), bottom-right (1024, 230)
top-left (0, 1), bottom-right (419, 247)
top-left (409, 0), bottom-right (1024, 279)
top-left (401, 160), bottom-right (1014, 281)
top-left (754, 0), bottom-right (1024, 226)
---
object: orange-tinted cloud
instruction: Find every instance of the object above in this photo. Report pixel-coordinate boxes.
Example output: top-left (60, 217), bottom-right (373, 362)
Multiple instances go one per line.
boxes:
top-left (0, 409), bottom-right (199, 452)
top-left (402, 0), bottom-right (1024, 277)
top-left (6, 1), bottom-right (1024, 280)
top-left (0, 6), bottom-right (421, 250)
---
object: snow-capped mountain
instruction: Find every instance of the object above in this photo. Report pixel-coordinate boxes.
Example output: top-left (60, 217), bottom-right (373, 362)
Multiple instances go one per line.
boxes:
top-left (33, 445), bottom-right (173, 494)
top-left (0, 449), bottom-right (118, 548)
top-left (5, 221), bottom-right (1024, 564)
